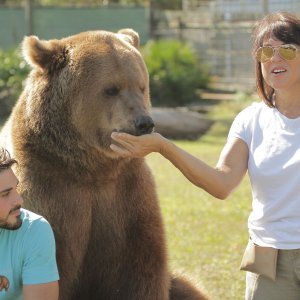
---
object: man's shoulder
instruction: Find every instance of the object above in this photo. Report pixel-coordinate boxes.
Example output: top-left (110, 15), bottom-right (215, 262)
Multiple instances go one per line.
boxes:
top-left (20, 209), bottom-right (53, 237)
top-left (21, 208), bottom-right (45, 223)
top-left (0, 210), bottom-right (55, 260)
top-left (21, 208), bottom-right (52, 224)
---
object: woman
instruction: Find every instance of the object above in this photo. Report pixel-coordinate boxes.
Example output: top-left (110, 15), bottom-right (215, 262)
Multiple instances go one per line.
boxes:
top-left (110, 12), bottom-right (300, 300)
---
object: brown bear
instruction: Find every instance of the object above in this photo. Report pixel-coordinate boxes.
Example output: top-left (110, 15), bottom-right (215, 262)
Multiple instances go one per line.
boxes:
top-left (0, 29), bottom-right (209, 300)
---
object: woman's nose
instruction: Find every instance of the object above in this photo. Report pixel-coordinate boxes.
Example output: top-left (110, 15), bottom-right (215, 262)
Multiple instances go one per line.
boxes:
top-left (271, 48), bottom-right (282, 61)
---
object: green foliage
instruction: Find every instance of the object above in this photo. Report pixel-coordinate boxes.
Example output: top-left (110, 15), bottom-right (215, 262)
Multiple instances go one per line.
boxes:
top-left (142, 39), bottom-right (210, 107)
top-left (0, 48), bottom-right (29, 122)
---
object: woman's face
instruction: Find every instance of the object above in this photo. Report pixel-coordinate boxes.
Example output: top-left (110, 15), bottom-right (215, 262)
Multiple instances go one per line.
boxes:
top-left (261, 37), bottom-right (300, 92)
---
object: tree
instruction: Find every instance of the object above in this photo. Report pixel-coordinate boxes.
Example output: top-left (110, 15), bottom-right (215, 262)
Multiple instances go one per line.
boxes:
top-left (150, 0), bottom-right (181, 10)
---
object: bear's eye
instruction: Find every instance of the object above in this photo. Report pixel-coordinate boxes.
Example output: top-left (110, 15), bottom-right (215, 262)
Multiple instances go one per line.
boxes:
top-left (104, 86), bottom-right (120, 97)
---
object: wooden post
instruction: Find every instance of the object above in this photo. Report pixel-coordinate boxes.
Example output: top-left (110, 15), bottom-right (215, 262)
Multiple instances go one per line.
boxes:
top-left (149, 0), bottom-right (155, 39)
top-left (24, 0), bottom-right (33, 35)
top-left (262, 0), bottom-right (268, 15)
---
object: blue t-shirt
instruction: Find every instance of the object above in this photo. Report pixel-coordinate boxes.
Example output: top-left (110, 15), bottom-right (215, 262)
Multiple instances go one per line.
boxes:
top-left (0, 209), bottom-right (59, 299)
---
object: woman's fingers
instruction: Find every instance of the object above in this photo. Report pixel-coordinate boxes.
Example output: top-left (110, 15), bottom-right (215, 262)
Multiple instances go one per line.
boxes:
top-left (110, 132), bottom-right (162, 157)
top-left (110, 144), bottom-right (132, 157)
top-left (111, 136), bottom-right (135, 150)
top-left (111, 132), bottom-right (137, 143)
top-left (109, 144), bottom-right (121, 153)
top-left (111, 132), bottom-right (143, 154)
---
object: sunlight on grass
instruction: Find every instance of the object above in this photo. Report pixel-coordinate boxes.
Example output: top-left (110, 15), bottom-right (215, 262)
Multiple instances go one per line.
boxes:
top-left (147, 98), bottom-right (254, 299)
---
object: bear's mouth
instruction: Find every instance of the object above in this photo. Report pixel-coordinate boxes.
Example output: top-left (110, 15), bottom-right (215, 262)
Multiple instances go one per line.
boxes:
top-left (134, 126), bottom-right (155, 136)
top-left (112, 126), bottom-right (155, 137)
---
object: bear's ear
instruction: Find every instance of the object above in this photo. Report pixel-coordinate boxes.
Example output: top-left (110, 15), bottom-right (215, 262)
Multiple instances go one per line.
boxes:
top-left (117, 28), bottom-right (140, 49)
top-left (22, 35), bottom-right (67, 71)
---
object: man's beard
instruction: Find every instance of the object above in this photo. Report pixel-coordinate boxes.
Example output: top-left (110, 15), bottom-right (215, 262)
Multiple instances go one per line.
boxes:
top-left (0, 205), bottom-right (22, 230)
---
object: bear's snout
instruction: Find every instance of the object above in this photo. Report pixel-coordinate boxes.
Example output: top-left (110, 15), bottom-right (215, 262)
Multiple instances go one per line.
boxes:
top-left (134, 115), bottom-right (154, 136)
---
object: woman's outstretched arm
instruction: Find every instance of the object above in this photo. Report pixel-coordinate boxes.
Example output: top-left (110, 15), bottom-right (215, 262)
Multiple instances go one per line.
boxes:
top-left (110, 132), bottom-right (248, 199)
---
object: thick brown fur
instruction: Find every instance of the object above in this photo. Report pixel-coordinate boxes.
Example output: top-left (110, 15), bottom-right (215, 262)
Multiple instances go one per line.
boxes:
top-left (0, 29), bottom-right (209, 300)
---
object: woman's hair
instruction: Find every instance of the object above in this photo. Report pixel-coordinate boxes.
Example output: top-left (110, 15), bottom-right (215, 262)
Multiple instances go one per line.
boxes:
top-left (0, 147), bottom-right (17, 171)
top-left (252, 12), bottom-right (300, 107)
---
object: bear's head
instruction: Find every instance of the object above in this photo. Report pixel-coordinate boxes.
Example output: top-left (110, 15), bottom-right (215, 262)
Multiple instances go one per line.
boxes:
top-left (21, 29), bottom-right (154, 160)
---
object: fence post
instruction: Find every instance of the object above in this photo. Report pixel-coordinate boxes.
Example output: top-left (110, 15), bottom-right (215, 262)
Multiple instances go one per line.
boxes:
top-left (24, 0), bottom-right (33, 35)
top-left (261, 0), bottom-right (269, 15)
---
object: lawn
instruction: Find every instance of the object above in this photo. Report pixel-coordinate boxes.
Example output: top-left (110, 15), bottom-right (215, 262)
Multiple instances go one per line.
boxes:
top-left (146, 96), bottom-right (255, 299)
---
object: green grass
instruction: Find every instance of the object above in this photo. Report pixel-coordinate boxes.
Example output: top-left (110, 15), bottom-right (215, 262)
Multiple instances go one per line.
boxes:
top-left (146, 97), bottom-right (255, 299)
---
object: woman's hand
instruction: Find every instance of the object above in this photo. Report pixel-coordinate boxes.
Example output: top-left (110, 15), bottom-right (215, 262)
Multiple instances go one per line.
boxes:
top-left (110, 132), bottom-right (165, 158)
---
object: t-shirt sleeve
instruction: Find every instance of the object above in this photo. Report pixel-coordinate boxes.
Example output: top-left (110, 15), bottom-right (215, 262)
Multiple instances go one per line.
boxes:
top-left (22, 218), bottom-right (59, 285)
top-left (227, 104), bottom-right (255, 146)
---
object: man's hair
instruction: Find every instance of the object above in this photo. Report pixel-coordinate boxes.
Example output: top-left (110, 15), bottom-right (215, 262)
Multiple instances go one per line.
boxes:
top-left (0, 147), bottom-right (17, 171)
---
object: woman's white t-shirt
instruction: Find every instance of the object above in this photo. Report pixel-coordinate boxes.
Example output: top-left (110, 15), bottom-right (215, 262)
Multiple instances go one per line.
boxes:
top-left (228, 101), bottom-right (300, 249)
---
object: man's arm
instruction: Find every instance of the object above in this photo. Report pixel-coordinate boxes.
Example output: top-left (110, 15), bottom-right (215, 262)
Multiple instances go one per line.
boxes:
top-left (23, 281), bottom-right (59, 300)
top-left (21, 213), bottom-right (59, 300)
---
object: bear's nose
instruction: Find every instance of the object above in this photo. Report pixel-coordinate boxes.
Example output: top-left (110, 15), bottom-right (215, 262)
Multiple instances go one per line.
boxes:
top-left (134, 115), bottom-right (155, 136)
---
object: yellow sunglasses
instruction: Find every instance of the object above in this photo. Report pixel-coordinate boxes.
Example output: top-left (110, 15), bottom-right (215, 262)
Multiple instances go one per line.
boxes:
top-left (256, 44), bottom-right (299, 63)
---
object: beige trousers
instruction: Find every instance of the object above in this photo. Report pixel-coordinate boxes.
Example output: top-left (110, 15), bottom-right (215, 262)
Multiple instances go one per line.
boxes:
top-left (245, 249), bottom-right (300, 300)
